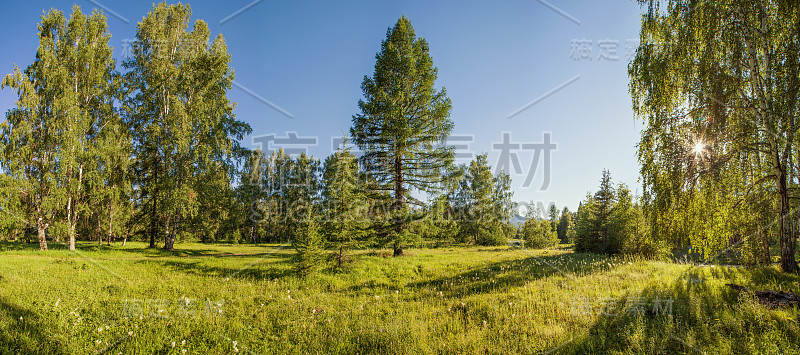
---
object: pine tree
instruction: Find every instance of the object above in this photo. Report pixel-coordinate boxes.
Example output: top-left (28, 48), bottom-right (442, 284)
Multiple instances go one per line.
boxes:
top-left (607, 183), bottom-right (634, 254)
top-left (459, 154), bottom-right (496, 244)
top-left (450, 154), bottom-right (514, 246)
top-left (564, 214), bottom-right (577, 245)
top-left (351, 16), bottom-right (454, 256)
top-left (573, 198), bottom-right (595, 252)
top-left (573, 170), bottom-right (616, 253)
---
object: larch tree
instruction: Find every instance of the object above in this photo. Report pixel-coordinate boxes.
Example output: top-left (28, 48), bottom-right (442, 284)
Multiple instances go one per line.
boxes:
top-left (351, 16), bottom-right (454, 256)
top-left (290, 152), bottom-right (324, 274)
top-left (286, 152), bottom-right (321, 242)
top-left (124, 2), bottom-right (250, 251)
top-left (294, 210), bottom-right (324, 276)
top-left (322, 143), bottom-right (366, 268)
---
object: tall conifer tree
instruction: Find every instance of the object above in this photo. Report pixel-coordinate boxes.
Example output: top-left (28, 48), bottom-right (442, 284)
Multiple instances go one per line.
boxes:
top-left (351, 16), bottom-right (454, 256)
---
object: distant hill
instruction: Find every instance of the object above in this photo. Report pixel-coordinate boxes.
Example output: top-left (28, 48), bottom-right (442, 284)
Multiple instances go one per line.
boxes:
top-left (509, 214), bottom-right (527, 226)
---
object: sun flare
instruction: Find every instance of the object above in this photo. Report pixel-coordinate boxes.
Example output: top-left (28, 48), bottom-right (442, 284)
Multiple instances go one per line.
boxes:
top-left (692, 141), bottom-right (705, 155)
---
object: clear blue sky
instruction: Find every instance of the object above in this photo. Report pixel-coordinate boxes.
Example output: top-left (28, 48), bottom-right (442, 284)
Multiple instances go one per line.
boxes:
top-left (0, 0), bottom-right (646, 215)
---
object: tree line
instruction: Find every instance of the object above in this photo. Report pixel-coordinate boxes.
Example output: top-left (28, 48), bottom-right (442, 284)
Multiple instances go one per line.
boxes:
top-left (0, 5), bottom-right (521, 273)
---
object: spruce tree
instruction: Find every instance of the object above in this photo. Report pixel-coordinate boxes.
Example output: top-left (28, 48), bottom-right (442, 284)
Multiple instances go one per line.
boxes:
top-left (548, 204), bottom-right (559, 232)
top-left (593, 170), bottom-right (615, 252)
top-left (557, 207), bottom-right (572, 242)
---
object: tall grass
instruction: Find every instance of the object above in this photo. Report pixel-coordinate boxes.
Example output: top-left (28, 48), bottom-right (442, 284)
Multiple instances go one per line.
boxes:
top-left (0, 242), bottom-right (798, 354)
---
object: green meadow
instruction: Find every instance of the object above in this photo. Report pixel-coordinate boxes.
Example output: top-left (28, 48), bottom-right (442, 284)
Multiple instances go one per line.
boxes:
top-left (1, 242), bottom-right (798, 354)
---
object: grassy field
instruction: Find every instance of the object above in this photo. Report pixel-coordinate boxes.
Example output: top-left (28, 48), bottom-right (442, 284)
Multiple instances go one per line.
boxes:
top-left (1, 241), bottom-right (799, 354)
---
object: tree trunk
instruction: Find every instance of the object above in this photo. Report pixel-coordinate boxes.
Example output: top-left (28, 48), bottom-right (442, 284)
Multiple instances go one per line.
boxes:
top-left (164, 215), bottom-right (174, 251)
top-left (107, 205), bottom-right (114, 246)
top-left (67, 194), bottom-right (75, 251)
top-left (777, 168), bottom-right (799, 273)
top-left (164, 233), bottom-right (176, 251)
top-left (393, 155), bottom-right (404, 257)
top-left (149, 194), bottom-right (157, 248)
top-left (37, 218), bottom-right (48, 251)
top-left (149, 160), bottom-right (159, 248)
top-left (164, 214), bottom-right (179, 251)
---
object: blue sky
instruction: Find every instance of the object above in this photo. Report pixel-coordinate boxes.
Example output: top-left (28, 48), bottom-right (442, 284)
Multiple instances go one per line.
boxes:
top-left (0, 0), bottom-right (645, 214)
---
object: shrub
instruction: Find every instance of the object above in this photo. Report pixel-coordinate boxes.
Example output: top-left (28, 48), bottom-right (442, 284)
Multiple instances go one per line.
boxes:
top-left (522, 218), bottom-right (559, 249)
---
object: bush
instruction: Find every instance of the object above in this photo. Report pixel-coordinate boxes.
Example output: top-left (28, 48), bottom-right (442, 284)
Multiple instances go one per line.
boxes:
top-left (476, 223), bottom-right (507, 246)
top-left (618, 207), bottom-right (668, 258)
top-left (522, 218), bottom-right (559, 249)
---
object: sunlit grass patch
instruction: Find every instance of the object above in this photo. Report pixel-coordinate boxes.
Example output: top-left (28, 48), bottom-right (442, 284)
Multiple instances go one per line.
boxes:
top-left (0, 242), bottom-right (798, 353)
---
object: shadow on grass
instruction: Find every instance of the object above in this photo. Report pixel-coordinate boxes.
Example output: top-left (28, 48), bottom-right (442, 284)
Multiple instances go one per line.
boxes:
top-left (564, 267), bottom-right (800, 353)
top-left (0, 298), bottom-right (64, 354)
top-left (113, 247), bottom-right (232, 258)
top-left (134, 257), bottom-right (295, 280)
top-left (399, 252), bottom-right (612, 298)
top-left (0, 241), bottom-right (288, 259)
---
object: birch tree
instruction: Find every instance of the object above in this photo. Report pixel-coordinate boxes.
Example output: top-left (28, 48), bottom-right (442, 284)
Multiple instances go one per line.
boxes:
top-left (1, 6), bottom-right (117, 250)
top-left (630, 0), bottom-right (800, 272)
top-left (124, 3), bottom-right (250, 250)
